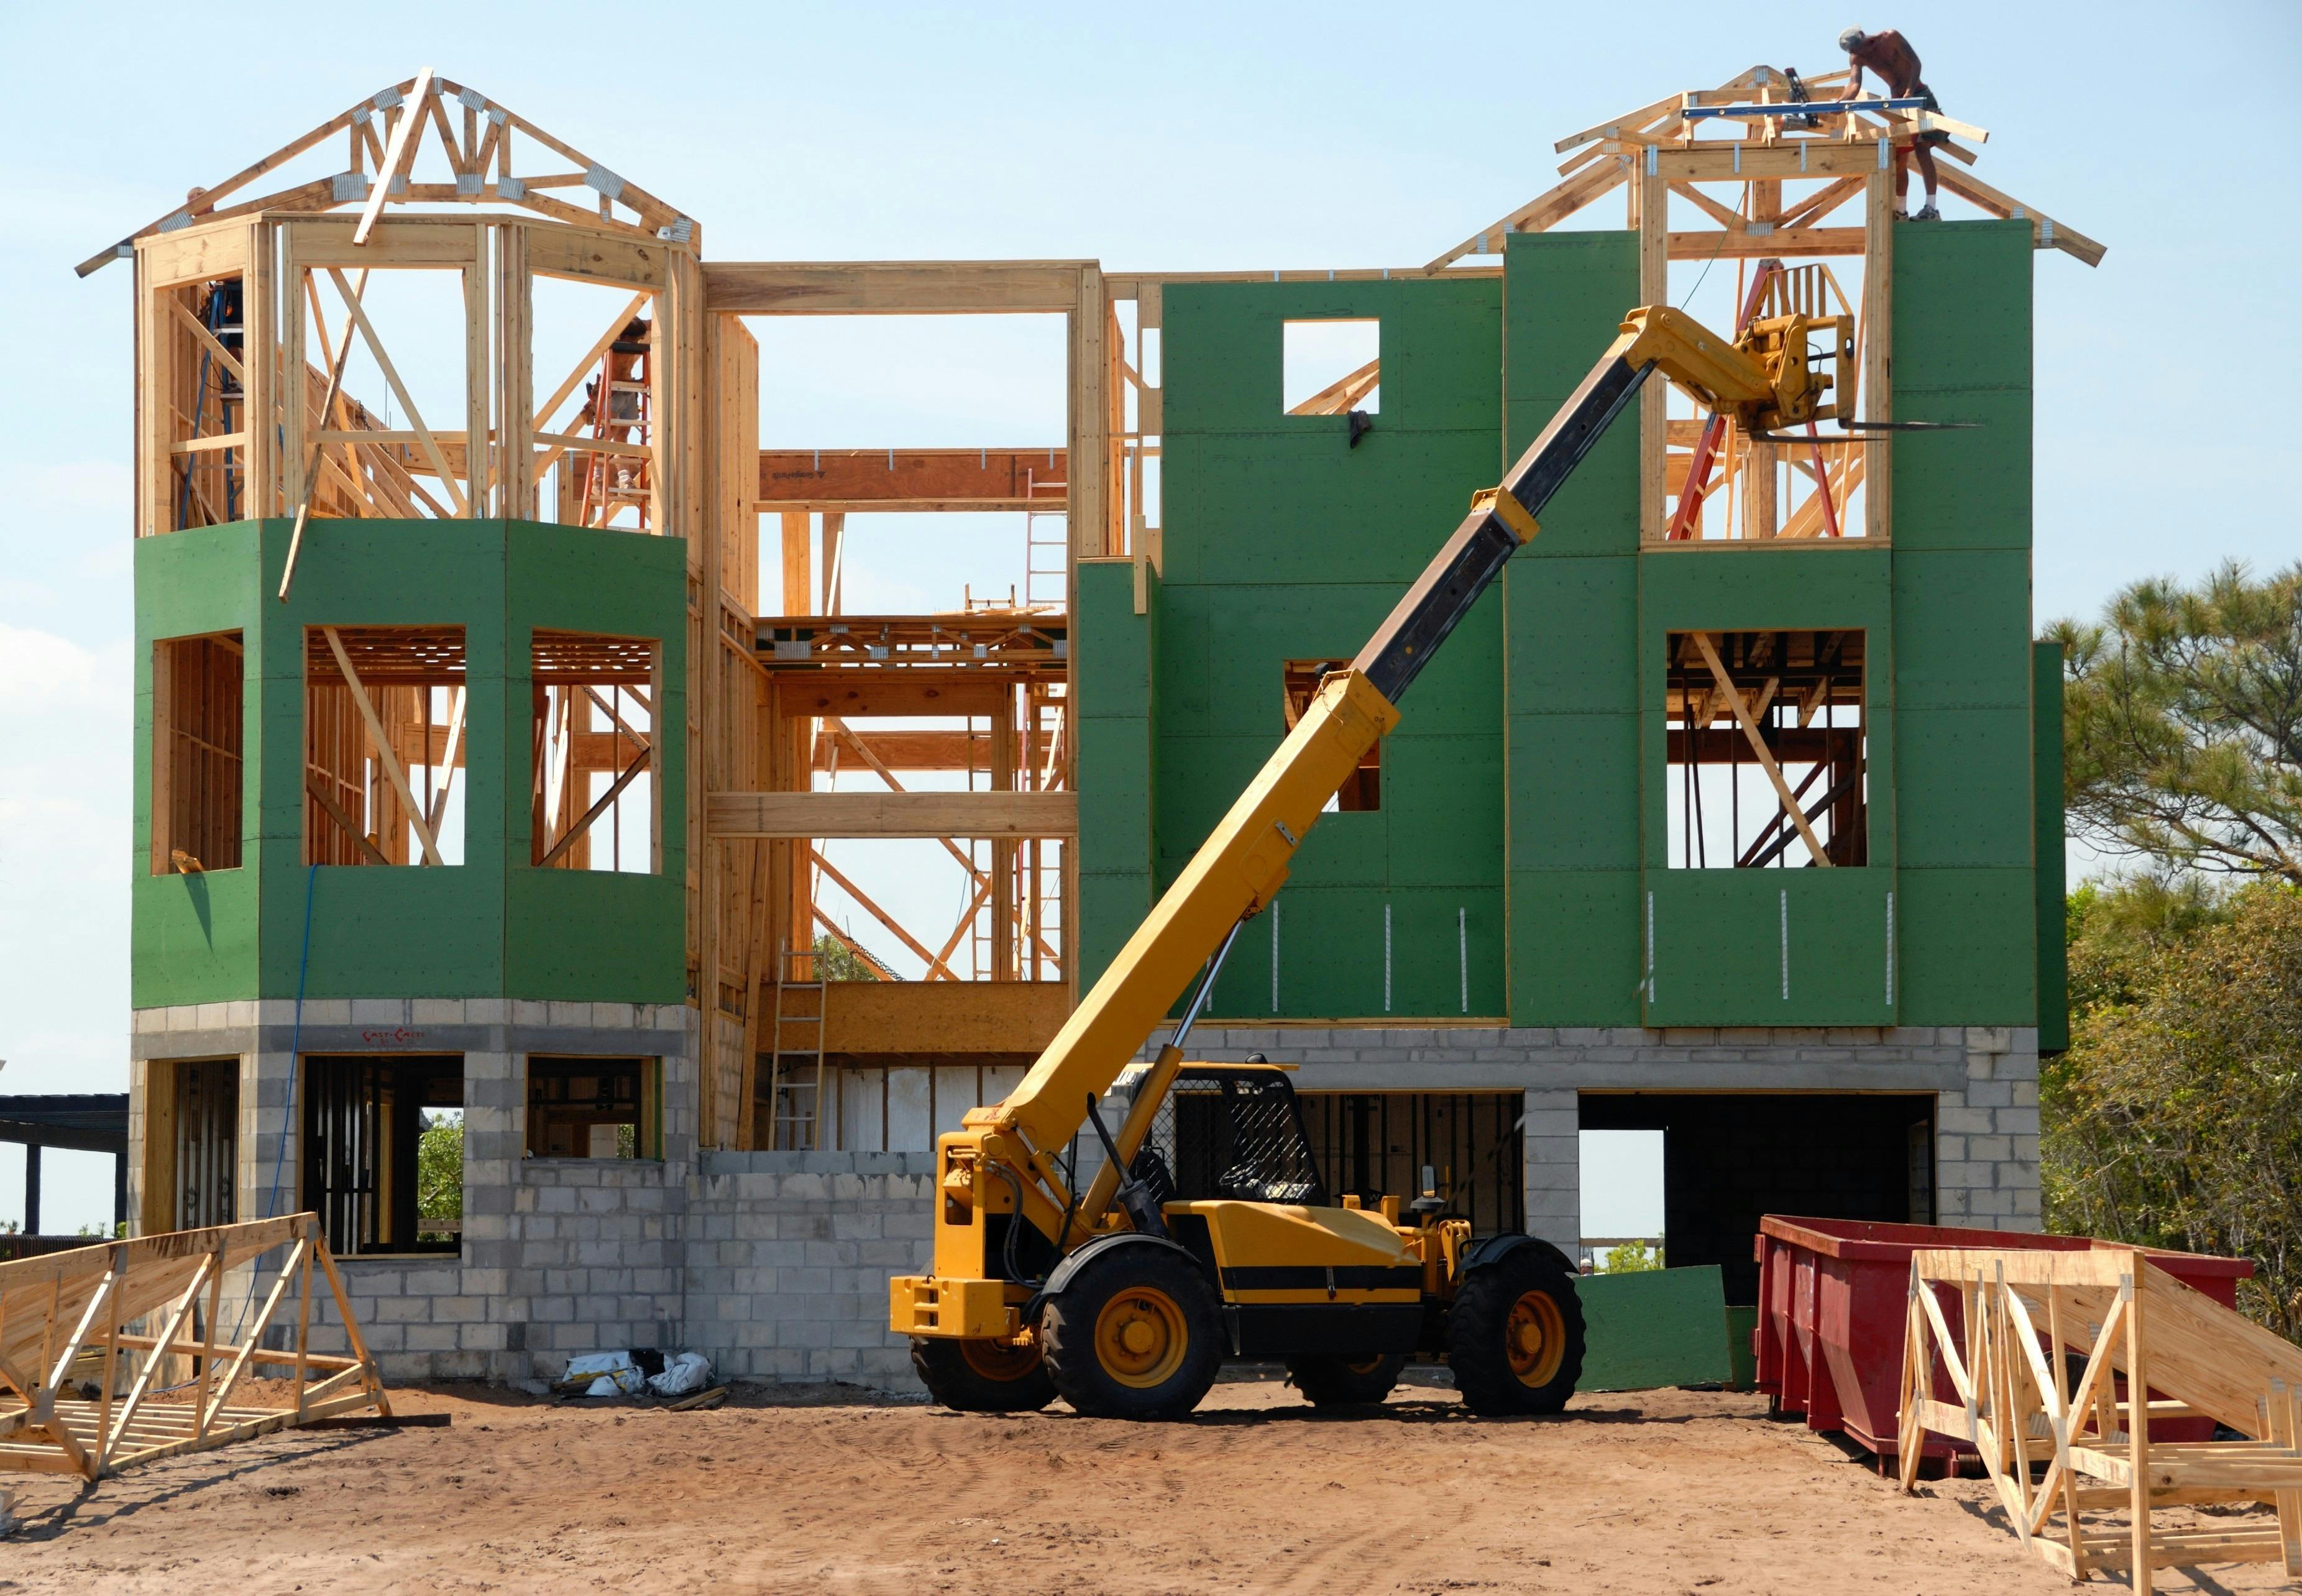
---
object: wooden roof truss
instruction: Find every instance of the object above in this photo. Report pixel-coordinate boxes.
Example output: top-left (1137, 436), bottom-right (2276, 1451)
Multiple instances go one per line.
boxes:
top-left (80, 68), bottom-right (697, 278)
top-left (1429, 64), bottom-right (2101, 270)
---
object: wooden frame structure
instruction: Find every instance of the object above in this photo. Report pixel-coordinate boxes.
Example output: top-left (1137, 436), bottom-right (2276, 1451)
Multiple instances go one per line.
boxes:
top-left (104, 63), bottom-right (2104, 1150)
top-left (691, 260), bottom-right (1119, 1148)
top-left (1428, 65), bottom-right (2100, 548)
top-left (0, 1215), bottom-right (389, 1481)
top-left (81, 70), bottom-right (695, 280)
top-left (1898, 1247), bottom-right (2302, 1589)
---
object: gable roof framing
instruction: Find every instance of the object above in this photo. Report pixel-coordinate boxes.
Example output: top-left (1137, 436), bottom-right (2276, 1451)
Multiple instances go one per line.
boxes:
top-left (78, 69), bottom-right (697, 277)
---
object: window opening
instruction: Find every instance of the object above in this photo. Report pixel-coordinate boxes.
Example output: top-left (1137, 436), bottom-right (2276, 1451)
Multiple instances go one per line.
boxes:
top-left (291, 260), bottom-right (482, 522)
top-left (153, 631), bottom-right (244, 873)
top-left (1659, 254), bottom-right (1868, 543)
top-left (301, 1055), bottom-right (462, 1255)
top-left (164, 278), bottom-right (247, 530)
top-left (303, 625), bottom-right (466, 865)
top-left (531, 630), bottom-right (658, 872)
top-left (1283, 659), bottom-right (1378, 810)
top-left (530, 275), bottom-right (659, 530)
top-left (1282, 319), bottom-right (1380, 416)
top-left (1664, 630), bottom-right (1866, 868)
top-left (144, 1058), bottom-right (238, 1233)
top-left (526, 1057), bottom-right (659, 1158)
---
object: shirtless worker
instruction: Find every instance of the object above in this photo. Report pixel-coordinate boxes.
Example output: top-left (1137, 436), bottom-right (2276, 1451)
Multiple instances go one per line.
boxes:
top-left (1838, 27), bottom-right (1947, 220)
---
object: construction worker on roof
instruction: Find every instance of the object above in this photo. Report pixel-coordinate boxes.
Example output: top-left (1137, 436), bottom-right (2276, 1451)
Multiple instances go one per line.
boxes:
top-left (1839, 27), bottom-right (1947, 221)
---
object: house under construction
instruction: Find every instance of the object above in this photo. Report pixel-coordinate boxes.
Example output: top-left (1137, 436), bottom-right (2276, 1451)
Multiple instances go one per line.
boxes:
top-left (111, 65), bottom-right (2092, 1383)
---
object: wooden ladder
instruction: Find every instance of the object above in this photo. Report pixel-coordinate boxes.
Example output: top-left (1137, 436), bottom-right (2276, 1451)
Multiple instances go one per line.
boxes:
top-left (1023, 462), bottom-right (1067, 610)
top-left (768, 945), bottom-right (828, 1150)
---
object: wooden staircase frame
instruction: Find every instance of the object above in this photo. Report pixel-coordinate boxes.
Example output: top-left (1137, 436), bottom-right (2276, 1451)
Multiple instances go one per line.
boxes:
top-left (1899, 1245), bottom-right (2302, 1590)
top-left (0, 1213), bottom-right (388, 1481)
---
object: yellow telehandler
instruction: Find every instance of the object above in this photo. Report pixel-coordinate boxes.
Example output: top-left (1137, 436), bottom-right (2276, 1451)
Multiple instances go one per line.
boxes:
top-left (891, 297), bottom-right (1863, 1419)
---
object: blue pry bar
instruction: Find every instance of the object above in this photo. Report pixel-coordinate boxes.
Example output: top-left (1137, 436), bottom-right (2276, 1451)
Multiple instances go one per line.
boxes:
top-left (1682, 97), bottom-right (1932, 119)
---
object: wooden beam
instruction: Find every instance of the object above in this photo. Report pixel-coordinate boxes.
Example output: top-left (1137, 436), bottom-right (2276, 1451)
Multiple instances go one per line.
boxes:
top-left (426, 687), bottom-right (467, 832)
top-left (810, 728), bottom-right (1022, 772)
top-left (1286, 361), bottom-right (1380, 418)
top-left (278, 267), bottom-right (372, 601)
top-left (1934, 167), bottom-right (2107, 267)
top-left (779, 511), bottom-right (810, 615)
top-left (773, 672), bottom-right (1021, 721)
top-left (708, 791), bottom-right (1076, 838)
top-left (1638, 162), bottom-right (1668, 543)
top-left (702, 261), bottom-right (1085, 316)
top-left (303, 774), bottom-right (392, 867)
top-left (322, 268), bottom-right (470, 515)
top-left (786, 978), bottom-right (1071, 1054)
top-left (1690, 631), bottom-right (1832, 867)
top-left (321, 626), bottom-right (444, 866)
top-left (531, 290), bottom-right (654, 431)
top-left (756, 447), bottom-right (1068, 512)
top-left (1863, 169), bottom-right (1894, 543)
top-left (353, 70), bottom-right (435, 247)
top-left (1665, 226), bottom-right (1867, 260)
top-left (537, 748), bottom-right (651, 869)
top-left (808, 846), bottom-right (958, 981)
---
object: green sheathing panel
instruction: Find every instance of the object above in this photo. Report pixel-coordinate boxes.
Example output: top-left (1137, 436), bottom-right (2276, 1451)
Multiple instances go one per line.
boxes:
top-left (502, 522), bottom-right (687, 1002)
top-left (1576, 1265), bottom-right (1734, 1392)
top-left (255, 518), bottom-right (510, 999)
top-left (2033, 642), bottom-right (2069, 1050)
top-left (1158, 277), bottom-right (1505, 1019)
top-left (1502, 232), bottom-right (1644, 1024)
top-left (132, 523), bottom-right (265, 1007)
top-left (132, 518), bottom-right (687, 1007)
top-left (1639, 548), bottom-right (1897, 1026)
top-left (1892, 221), bottom-right (2038, 1024)
top-left (1074, 559), bottom-right (1157, 990)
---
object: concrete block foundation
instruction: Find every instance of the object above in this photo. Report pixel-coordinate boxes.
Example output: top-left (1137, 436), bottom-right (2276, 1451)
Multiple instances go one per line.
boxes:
top-left (130, 1001), bottom-right (2038, 1393)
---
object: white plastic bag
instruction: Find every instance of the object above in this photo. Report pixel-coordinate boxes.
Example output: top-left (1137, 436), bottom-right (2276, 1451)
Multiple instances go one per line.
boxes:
top-left (648, 1351), bottom-right (712, 1397)
top-left (564, 1350), bottom-right (646, 1397)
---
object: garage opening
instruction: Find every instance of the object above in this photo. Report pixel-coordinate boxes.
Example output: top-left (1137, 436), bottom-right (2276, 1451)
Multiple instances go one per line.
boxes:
top-left (1579, 1092), bottom-right (1933, 1303)
top-left (301, 1055), bottom-right (464, 1255)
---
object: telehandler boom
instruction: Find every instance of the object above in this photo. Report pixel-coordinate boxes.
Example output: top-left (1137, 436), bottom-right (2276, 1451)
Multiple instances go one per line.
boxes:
top-left (891, 300), bottom-right (1857, 1419)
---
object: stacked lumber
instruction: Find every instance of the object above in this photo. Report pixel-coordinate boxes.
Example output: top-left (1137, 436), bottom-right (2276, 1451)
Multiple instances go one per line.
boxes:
top-left (0, 1214), bottom-right (388, 1480)
top-left (1898, 1245), bottom-right (2302, 1591)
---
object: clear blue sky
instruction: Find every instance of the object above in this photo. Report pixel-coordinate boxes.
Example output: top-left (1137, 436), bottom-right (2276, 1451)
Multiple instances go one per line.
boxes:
top-left (2, 1), bottom-right (2294, 1231)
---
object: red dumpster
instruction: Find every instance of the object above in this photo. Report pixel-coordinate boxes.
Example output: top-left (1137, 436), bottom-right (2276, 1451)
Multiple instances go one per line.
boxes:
top-left (1754, 1216), bottom-right (2254, 1462)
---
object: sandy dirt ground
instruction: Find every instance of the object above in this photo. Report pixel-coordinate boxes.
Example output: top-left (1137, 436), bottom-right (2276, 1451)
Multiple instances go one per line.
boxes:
top-left (1, 1373), bottom-right (2291, 1594)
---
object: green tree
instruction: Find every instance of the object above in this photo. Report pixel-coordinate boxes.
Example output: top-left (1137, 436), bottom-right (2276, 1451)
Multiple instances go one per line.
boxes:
top-left (417, 1112), bottom-right (464, 1234)
top-left (2043, 881), bottom-right (2302, 1342)
top-left (812, 931), bottom-right (888, 982)
top-left (1602, 1240), bottom-right (1663, 1273)
top-left (2048, 562), bottom-right (2302, 884)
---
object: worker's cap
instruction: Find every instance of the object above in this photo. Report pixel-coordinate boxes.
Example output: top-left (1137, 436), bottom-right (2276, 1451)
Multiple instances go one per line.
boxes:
top-left (1838, 27), bottom-right (1866, 50)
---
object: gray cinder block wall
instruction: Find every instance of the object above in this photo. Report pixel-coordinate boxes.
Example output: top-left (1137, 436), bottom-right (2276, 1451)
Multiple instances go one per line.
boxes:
top-left (682, 1152), bottom-right (936, 1385)
top-left (131, 1005), bottom-right (2041, 1391)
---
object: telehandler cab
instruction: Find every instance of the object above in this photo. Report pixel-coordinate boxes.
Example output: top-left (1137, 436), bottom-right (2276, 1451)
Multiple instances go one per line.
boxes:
top-left (891, 298), bottom-right (1863, 1419)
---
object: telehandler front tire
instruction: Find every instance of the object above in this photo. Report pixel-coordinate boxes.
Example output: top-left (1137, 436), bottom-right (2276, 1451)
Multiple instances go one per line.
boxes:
top-left (1041, 1247), bottom-right (1222, 1420)
top-left (1447, 1246), bottom-right (1585, 1416)
top-left (1287, 1351), bottom-right (1406, 1408)
top-left (910, 1336), bottom-right (1057, 1413)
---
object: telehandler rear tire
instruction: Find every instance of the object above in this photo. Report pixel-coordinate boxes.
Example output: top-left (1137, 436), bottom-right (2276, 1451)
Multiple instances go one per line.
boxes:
top-left (1287, 1351), bottom-right (1406, 1408)
top-left (1447, 1247), bottom-right (1585, 1417)
top-left (1041, 1247), bottom-right (1222, 1420)
top-left (910, 1336), bottom-right (1057, 1413)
